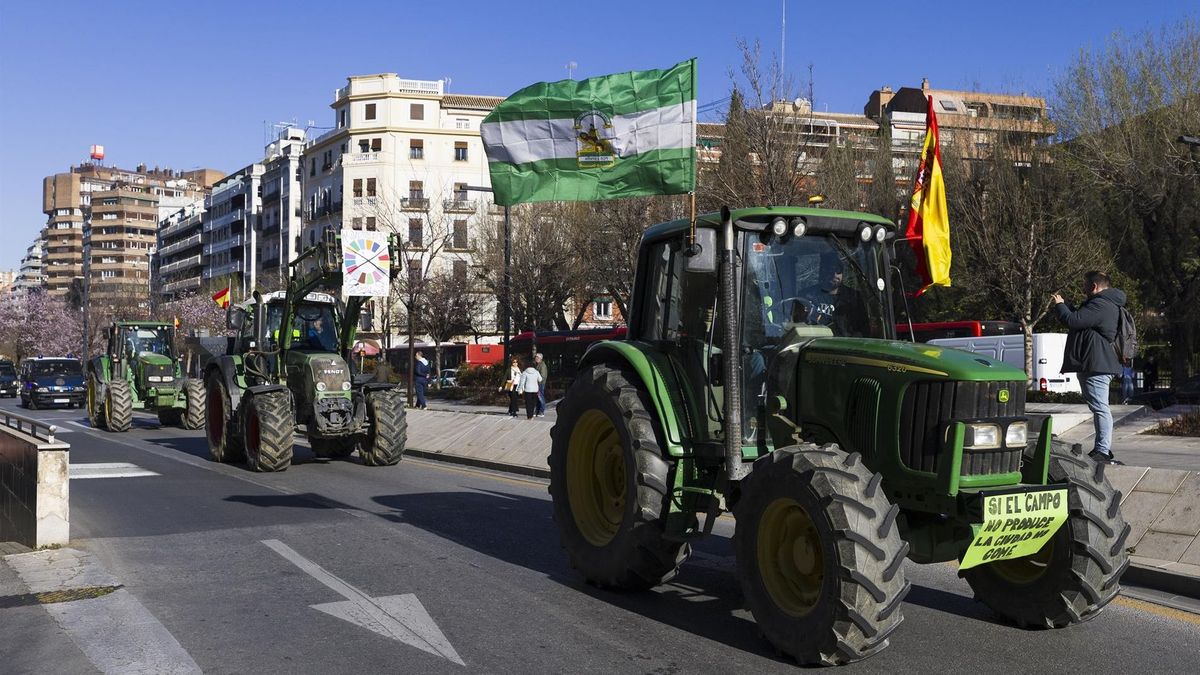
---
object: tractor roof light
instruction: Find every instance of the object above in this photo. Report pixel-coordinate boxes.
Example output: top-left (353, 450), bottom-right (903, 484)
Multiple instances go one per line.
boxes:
top-left (859, 225), bottom-right (873, 242)
top-left (770, 217), bottom-right (788, 237)
top-left (874, 226), bottom-right (887, 243)
top-left (790, 218), bottom-right (807, 237)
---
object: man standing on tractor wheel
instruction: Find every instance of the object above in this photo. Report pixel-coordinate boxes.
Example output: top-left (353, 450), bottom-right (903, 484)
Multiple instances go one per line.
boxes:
top-left (1052, 271), bottom-right (1126, 465)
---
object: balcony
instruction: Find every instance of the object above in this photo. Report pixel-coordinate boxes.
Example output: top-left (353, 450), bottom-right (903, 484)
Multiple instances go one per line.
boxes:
top-left (158, 216), bottom-right (202, 240)
top-left (204, 235), bottom-right (244, 257)
top-left (352, 196), bottom-right (379, 208)
top-left (162, 276), bottom-right (201, 294)
top-left (304, 202), bottom-right (343, 220)
top-left (204, 207), bottom-right (245, 230)
top-left (443, 199), bottom-right (476, 213)
top-left (204, 260), bottom-right (245, 279)
top-left (343, 152), bottom-right (386, 166)
top-left (160, 254), bottom-right (203, 276)
top-left (158, 233), bottom-right (202, 258)
top-left (401, 197), bottom-right (429, 211)
top-left (488, 203), bottom-right (507, 215)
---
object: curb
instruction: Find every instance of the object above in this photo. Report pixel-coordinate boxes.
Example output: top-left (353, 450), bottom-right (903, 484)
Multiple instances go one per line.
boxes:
top-left (405, 448), bottom-right (549, 479)
top-left (1123, 563), bottom-right (1200, 603)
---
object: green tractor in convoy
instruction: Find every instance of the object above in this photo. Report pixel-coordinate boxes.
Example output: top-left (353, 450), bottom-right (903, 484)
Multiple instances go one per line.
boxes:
top-left (204, 231), bottom-right (407, 472)
top-left (86, 321), bottom-right (206, 432)
top-left (549, 207), bottom-right (1129, 665)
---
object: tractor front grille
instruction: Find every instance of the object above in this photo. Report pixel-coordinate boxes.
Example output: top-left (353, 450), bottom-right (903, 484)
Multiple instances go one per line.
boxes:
top-left (898, 381), bottom-right (1026, 476)
top-left (141, 363), bottom-right (174, 387)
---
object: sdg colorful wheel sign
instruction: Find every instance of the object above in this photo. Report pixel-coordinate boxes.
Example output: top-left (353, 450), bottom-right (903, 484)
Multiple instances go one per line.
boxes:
top-left (342, 231), bottom-right (391, 297)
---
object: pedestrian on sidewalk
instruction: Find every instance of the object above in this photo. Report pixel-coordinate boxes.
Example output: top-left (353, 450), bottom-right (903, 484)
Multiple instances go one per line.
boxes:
top-left (413, 350), bottom-right (430, 410)
top-left (519, 361), bottom-right (543, 420)
top-left (502, 357), bottom-right (521, 417)
top-left (534, 352), bottom-right (549, 417)
top-left (1052, 271), bottom-right (1126, 465)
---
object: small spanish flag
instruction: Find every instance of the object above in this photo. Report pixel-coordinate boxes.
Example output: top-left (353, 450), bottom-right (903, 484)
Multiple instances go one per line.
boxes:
top-left (212, 287), bottom-right (231, 309)
top-left (904, 95), bottom-right (951, 296)
top-left (173, 316), bottom-right (180, 329)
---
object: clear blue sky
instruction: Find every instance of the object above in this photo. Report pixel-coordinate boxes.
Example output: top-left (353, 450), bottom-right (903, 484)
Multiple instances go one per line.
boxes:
top-left (0, 1), bottom-right (1191, 269)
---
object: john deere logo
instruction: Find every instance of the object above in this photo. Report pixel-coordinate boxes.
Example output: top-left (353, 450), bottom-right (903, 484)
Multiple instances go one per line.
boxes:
top-left (998, 389), bottom-right (1010, 403)
top-left (575, 111), bottom-right (616, 168)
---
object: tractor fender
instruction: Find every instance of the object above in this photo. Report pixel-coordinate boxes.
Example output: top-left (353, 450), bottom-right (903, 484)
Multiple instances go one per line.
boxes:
top-left (205, 355), bottom-right (247, 413)
top-left (88, 356), bottom-right (112, 384)
top-left (580, 340), bottom-right (687, 457)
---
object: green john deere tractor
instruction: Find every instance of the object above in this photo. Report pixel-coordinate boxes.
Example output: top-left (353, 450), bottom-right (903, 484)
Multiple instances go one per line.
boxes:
top-left (86, 321), bottom-right (206, 432)
top-left (549, 207), bottom-right (1129, 665)
top-left (204, 231), bottom-right (407, 472)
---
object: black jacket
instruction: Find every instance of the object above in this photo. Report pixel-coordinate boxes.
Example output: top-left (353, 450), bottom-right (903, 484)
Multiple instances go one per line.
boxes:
top-left (1055, 288), bottom-right (1125, 375)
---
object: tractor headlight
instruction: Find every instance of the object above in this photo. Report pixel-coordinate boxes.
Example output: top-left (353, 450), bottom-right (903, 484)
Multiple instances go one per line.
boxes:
top-left (859, 225), bottom-right (873, 242)
top-left (790, 217), bottom-right (807, 237)
top-left (1005, 421), bottom-right (1028, 447)
top-left (316, 381), bottom-right (327, 392)
top-left (874, 226), bottom-right (887, 243)
top-left (342, 381), bottom-right (351, 391)
top-left (963, 423), bottom-right (1001, 449)
top-left (161, 376), bottom-right (174, 383)
top-left (148, 376), bottom-right (162, 383)
top-left (770, 217), bottom-right (788, 237)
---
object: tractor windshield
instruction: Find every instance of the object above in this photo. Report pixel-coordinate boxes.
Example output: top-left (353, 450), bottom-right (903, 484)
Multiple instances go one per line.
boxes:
top-left (122, 327), bottom-right (173, 359)
top-left (266, 302), bottom-right (339, 352)
top-left (741, 232), bottom-right (887, 349)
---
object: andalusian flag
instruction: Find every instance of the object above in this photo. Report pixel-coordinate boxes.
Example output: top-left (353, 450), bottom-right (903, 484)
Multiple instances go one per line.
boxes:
top-left (481, 59), bottom-right (697, 206)
top-left (904, 95), bottom-right (951, 295)
top-left (211, 287), bottom-right (231, 309)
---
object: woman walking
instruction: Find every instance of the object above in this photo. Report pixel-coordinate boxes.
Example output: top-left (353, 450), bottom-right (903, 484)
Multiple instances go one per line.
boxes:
top-left (519, 361), bottom-right (543, 420)
top-left (503, 357), bottom-right (521, 417)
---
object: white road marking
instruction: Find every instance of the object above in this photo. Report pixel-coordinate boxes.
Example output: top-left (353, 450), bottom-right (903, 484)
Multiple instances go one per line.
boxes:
top-left (65, 420), bottom-right (94, 430)
top-left (71, 462), bottom-right (160, 479)
top-left (5, 547), bottom-right (202, 674)
top-left (261, 539), bottom-right (464, 666)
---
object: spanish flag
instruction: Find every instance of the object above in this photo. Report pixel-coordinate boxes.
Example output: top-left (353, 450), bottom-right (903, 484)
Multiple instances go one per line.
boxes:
top-left (904, 95), bottom-right (951, 295)
top-left (211, 287), bottom-right (231, 309)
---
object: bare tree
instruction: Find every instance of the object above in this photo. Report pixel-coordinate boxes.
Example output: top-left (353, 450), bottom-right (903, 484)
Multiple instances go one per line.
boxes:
top-left (1054, 20), bottom-right (1200, 380)
top-left (419, 268), bottom-right (487, 382)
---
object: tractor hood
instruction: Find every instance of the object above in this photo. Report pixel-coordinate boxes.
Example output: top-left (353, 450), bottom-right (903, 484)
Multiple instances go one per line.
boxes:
top-left (797, 337), bottom-right (1027, 382)
top-left (137, 352), bottom-right (174, 368)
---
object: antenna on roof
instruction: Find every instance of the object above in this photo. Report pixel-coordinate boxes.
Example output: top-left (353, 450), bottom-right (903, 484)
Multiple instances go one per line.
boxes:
top-left (566, 61), bottom-right (578, 79)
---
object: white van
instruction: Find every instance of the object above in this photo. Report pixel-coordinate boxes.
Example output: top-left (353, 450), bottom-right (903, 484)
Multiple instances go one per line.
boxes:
top-left (928, 333), bottom-right (1080, 393)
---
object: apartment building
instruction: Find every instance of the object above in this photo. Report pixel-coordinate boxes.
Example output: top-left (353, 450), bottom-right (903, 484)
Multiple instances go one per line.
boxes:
top-left (13, 240), bottom-right (44, 291)
top-left (300, 74), bottom-right (503, 335)
top-left (41, 162), bottom-right (221, 306)
top-left (258, 127), bottom-right (306, 291)
top-left (155, 200), bottom-right (205, 302)
top-left (203, 165), bottom-right (264, 299)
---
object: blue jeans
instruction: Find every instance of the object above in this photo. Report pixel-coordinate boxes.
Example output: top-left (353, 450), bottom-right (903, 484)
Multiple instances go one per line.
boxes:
top-left (536, 384), bottom-right (546, 414)
top-left (1080, 373), bottom-right (1113, 456)
top-left (415, 378), bottom-right (427, 408)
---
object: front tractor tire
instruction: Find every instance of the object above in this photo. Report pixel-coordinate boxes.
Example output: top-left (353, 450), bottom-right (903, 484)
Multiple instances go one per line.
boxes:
top-left (104, 379), bottom-right (133, 433)
top-left (86, 373), bottom-right (106, 429)
top-left (732, 445), bottom-right (911, 666)
top-left (205, 371), bottom-right (243, 463)
top-left (548, 363), bottom-right (689, 590)
top-left (359, 389), bottom-right (407, 466)
top-left (962, 440), bottom-right (1130, 628)
top-left (182, 379), bottom-right (206, 430)
top-left (242, 390), bottom-right (294, 472)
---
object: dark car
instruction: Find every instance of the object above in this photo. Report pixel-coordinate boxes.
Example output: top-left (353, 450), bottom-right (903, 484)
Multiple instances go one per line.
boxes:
top-left (0, 359), bottom-right (17, 398)
top-left (20, 357), bottom-right (85, 409)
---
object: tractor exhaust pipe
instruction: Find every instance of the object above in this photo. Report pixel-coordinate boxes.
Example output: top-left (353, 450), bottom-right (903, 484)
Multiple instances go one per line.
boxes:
top-left (720, 207), bottom-right (749, 481)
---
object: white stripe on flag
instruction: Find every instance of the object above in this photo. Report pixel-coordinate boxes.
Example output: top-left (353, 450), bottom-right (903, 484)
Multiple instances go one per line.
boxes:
top-left (482, 101), bottom-right (695, 165)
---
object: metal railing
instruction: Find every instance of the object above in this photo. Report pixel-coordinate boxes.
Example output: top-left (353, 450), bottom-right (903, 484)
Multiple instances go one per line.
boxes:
top-left (2, 410), bottom-right (58, 444)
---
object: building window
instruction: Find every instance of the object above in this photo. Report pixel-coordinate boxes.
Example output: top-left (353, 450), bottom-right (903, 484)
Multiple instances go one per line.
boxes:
top-left (366, 216), bottom-right (377, 231)
top-left (408, 219), bottom-right (423, 247)
top-left (594, 299), bottom-right (613, 320)
top-left (409, 139), bottom-right (424, 159)
top-left (339, 109), bottom-right (348, 128)
top-left (371, 138), bottom-right (382, 152)
top-left (410, 104), bottom-right (424, 120)
top-left (454, 142), bottom-right (469, 161)
top-left (310, 159), bottom-right (315, 177)
top-left (351, 217), bottom-right (363, 230)
top-left (365, 103), bottom-right (377, 120)
top-left (453, 220), bottom-right (468, 249)
top-left (366, 178), bottom-right (376, 197)
top-left (353, 178), bottom-right (363, 198)
top-left (453, 259), bottom-right (467, 282)
top-left (455, 118), bottom-right (470, 130)
top-left (359, 139), bottom-right (370, 153)
top-left (409, 181), bottom-right (424, 200)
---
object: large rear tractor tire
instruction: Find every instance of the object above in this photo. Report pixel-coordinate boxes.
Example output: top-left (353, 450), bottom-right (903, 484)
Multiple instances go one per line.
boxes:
top-left (311, 436), bottom-right (356, 459)
top-left (548, 363), bottom-right (689, 590)
top-left (242, 390), bottom-right (294, 472)
top-left (962, 439), bottom-right (1130, 628)
top-left (359, 389), bottom-right (407, 466)
top-left (181, 379), bottom-right (206, 430)
top-left (86, 373), bottom-right (106, 429)
top-left (104, 379), bottom-right (133, 433)
top-left (733, 444), bottom-right (911, 666)
top-left (205, 372), bottom-right (243, 463)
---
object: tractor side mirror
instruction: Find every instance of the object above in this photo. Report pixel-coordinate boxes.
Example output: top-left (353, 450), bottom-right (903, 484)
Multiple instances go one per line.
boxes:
top-left (227, 307), bottom-right (247, 331)
top-left (684, 228), bottom-right (717, 273)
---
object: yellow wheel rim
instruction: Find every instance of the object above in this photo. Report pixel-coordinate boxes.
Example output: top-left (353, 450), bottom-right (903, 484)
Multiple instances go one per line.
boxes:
top-left (105, 388), bottom-right (113, 424)
top-left (990, 536), bottom-right (1055, 585)
top-left (566, 409), bottom-right (627, 547)
top-left (87, 379), bottom-right (95, 418)
top-left (758, 498), bottom-right (824, 616)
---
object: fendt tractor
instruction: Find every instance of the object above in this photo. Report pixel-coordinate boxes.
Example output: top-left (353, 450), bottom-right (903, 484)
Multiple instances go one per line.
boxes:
top-left (549, 207), bottom-right (1129, 665)
top-left (204, 231), bottom-right (407, 472)
top-left (87, 321), bottom-right (206, 432)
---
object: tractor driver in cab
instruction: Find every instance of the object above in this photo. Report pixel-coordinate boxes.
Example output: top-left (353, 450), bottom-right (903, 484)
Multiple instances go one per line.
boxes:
top-left (792, 253), bottom-right (844, 328)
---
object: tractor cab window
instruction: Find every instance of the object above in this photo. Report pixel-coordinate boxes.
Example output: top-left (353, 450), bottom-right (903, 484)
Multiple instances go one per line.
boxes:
top-left (263, 302), bottom-right (338, 352)
top-left (741, 232), bottom-right (886, 350)
top-left (122, 328), bottom-right (172, 359)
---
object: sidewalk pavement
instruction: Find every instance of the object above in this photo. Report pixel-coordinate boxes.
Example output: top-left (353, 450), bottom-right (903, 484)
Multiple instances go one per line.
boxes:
top-left (404, 402), bottom-right (1200, 612)
top-left (1029, 402), bottom-right (1200, 471)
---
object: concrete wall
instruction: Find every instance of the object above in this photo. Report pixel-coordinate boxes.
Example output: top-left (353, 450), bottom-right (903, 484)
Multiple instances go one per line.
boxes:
top-left (0, 425), bottom-right (69, 548)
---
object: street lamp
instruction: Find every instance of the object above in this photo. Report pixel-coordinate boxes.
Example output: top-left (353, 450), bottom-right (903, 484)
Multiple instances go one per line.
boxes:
top-left (462, 185), bottom-right (511, 363)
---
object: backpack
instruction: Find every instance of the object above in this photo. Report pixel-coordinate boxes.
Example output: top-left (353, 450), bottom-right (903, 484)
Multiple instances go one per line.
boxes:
top-left (1113, 306), bottom-right (1137, 366)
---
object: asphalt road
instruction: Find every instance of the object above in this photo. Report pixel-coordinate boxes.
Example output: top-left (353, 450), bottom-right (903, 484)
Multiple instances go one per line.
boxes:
top-left (3, 398), bottom-right (1199, 674)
